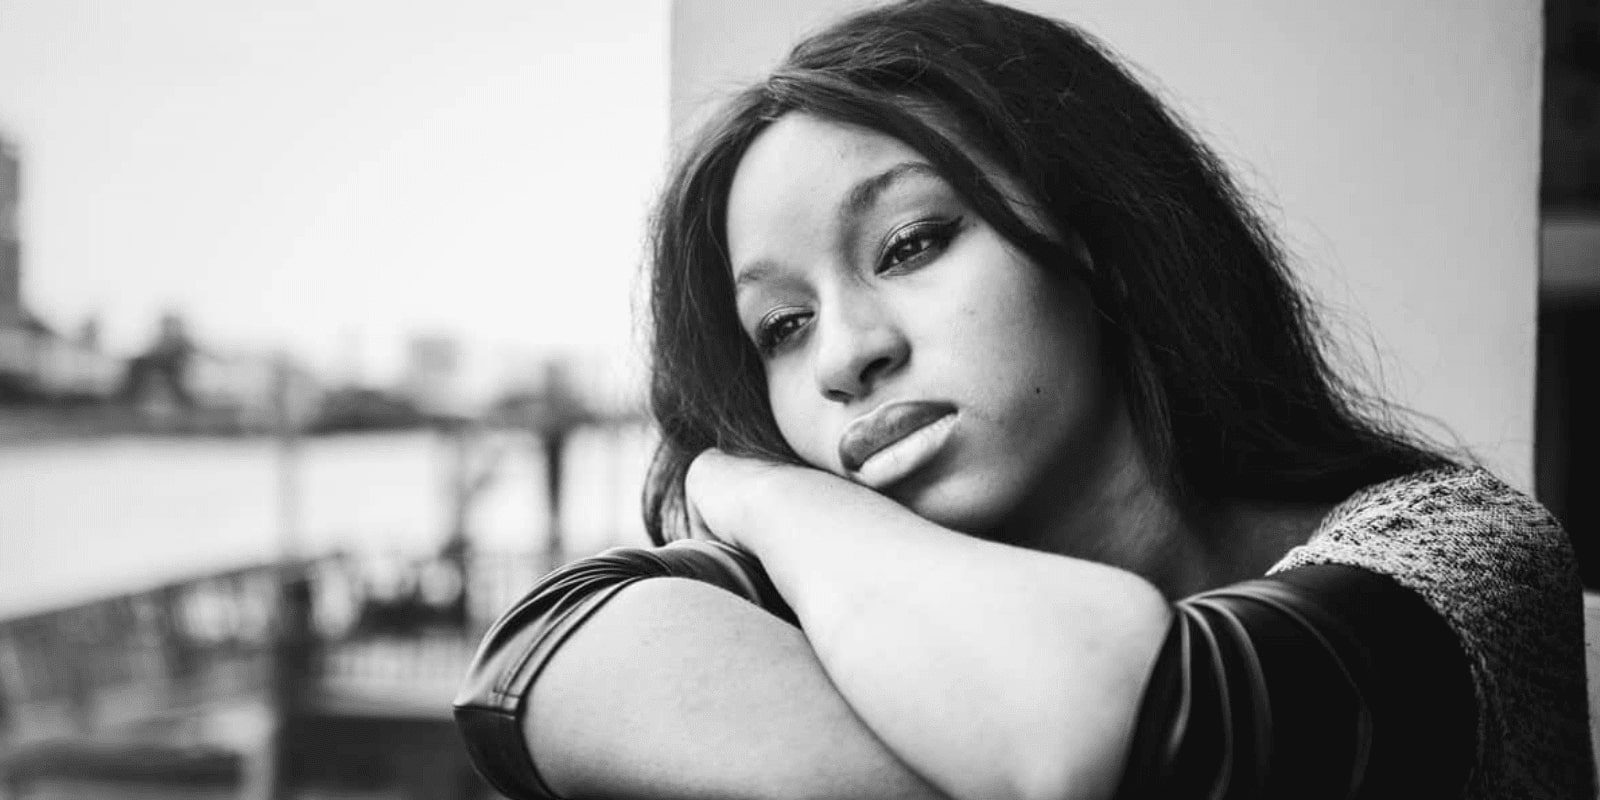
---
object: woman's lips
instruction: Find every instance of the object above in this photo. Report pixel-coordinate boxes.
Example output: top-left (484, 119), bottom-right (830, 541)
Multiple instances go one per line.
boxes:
top-left (838, 401), bottom-right (958, 489)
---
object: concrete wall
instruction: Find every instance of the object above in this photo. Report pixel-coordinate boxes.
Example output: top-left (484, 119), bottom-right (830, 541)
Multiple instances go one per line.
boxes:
top-left (670, 0), bottom-right (1543, 488)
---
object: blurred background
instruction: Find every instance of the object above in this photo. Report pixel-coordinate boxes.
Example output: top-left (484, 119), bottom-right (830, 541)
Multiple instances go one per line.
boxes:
top-left (0, 2), bottom-right (664, 798)
top-left (0, 0), bottom-right (1593, 798)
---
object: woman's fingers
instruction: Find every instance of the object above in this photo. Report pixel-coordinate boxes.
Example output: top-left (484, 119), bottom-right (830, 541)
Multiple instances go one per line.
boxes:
top-left (684, 449), bottom-right (740, 544)
top-left (684, 449), bottom-right (796, 547)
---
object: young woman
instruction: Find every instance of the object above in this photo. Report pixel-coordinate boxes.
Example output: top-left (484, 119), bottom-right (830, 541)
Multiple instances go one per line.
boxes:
top-left (455, 2), bottom-right (1592, 798)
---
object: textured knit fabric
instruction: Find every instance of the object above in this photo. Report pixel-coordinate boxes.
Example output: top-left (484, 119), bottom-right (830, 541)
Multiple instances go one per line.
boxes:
top-left (1268, 465), bottom-right (1594, 798)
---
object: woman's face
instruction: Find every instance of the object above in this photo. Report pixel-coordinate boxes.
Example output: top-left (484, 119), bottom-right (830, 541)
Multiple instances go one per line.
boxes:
top-left (724, 112), bottom-right (1126, 535)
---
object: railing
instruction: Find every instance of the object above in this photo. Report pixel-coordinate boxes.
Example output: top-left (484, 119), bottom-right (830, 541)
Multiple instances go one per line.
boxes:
top-left (0, 561), bottom-right (290, 746)
top-left (0, 548), bottom-right (565, 749)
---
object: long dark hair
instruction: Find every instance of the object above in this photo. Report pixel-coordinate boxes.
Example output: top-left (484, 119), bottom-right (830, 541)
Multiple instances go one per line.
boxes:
top-left (642, 0), bottom-right (1454, 544)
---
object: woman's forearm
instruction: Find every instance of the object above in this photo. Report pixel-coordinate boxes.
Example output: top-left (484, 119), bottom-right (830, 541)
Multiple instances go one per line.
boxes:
top-left (524, 576), bottom-right (951, 800)
top-left (727, 471), bottom-right (1172, 800)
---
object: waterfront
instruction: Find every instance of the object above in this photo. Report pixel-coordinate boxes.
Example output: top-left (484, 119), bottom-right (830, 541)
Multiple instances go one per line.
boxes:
top-left (0, 426), bottom-right (655, 619)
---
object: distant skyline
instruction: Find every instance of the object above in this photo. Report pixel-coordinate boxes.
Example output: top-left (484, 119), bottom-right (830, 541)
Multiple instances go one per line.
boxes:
top-left (0, 0), bottom-right (669, 400)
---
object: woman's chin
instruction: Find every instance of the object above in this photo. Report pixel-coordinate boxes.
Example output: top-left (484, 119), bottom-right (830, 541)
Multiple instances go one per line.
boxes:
top-left (890, 474), bottom-right (1014, 537)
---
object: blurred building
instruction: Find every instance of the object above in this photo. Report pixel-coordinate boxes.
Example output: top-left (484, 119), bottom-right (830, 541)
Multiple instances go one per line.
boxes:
top-left (1, 136), bottom-right (19, 329)
top-left (400, 333), bottom-right (467, 418)
top-left (307, 386), bottom-right (426, 433)
top-left (0, 138), bottom-right (122, 403)
top-left (121, 312), bottom-right (196, 410)
top-left (190, 349), bottom-right (320, 433)
top-left (123, 313), bottom-right (321, 434)
top-left (0, 318), bottom-right (123, 401)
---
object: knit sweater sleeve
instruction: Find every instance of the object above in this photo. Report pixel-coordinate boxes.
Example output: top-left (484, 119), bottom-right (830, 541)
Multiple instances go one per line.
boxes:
top-left (1267, 466), bottom-right (1594, 798)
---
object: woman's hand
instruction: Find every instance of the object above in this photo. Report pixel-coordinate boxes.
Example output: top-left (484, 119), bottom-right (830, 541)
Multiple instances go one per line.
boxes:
top-left (682, 448), bottom-right (765, 547)
top-left (683, 448), bottom-right (875, 552)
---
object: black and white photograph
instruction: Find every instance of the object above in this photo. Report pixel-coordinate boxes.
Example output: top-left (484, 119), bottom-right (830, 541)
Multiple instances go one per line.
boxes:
top-left (0, 1), bottom-right (1596, 798)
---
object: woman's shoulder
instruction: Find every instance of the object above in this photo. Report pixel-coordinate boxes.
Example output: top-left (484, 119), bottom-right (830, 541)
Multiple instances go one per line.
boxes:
top-left (1269, 463), bottom-right (1579, 655)
top-left (1272, 464), bottom-right (1574, 593)
top-left (1269, 464), bottom-right (1593, 797)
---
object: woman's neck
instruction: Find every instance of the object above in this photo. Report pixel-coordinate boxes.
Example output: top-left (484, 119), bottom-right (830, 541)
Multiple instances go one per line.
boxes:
top-left (997, 409), bottom-right (1335, 599)
top-left (1205, 499), bottom-right (1338, 586)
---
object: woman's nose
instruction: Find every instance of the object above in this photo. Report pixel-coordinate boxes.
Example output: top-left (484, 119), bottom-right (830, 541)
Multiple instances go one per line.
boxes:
top-left (812, 295), bottom-right (908, 403)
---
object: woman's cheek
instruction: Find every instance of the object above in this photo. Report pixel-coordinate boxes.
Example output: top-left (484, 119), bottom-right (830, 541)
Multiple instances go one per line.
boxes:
top-left (768, 391), bottom-right (833, 473)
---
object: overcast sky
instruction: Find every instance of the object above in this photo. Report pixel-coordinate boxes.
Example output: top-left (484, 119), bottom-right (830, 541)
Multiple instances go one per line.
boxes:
top-left (0, 0), bottom-right (668, 397)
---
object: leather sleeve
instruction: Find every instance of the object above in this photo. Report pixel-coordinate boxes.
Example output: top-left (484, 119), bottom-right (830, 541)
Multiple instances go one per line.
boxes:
top-left (451, 540), bottom-right (795, 800)
top-left (455, 551), bottom-right (1476, 800)
top-left (1114, 563), bottom-right (1478, 799)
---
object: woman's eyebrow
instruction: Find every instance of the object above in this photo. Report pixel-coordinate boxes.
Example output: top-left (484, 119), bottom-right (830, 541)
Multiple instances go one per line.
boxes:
top-left (734, 161), bottom-right (941, 295)
top-left (839, 161), bottom-right (941, 223)
top-left (733, 259), bottom-right (782, 294)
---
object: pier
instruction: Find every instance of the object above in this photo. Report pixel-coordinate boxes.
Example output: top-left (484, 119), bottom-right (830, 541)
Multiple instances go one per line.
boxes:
top-left (0, 547), bottom-right (560, 800)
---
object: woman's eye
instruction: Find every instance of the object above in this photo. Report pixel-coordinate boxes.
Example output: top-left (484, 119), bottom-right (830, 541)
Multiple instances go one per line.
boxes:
top-left (754, 308), bottom-right (810, 355)
top-left (878, 217), bottom-right (962, 273)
